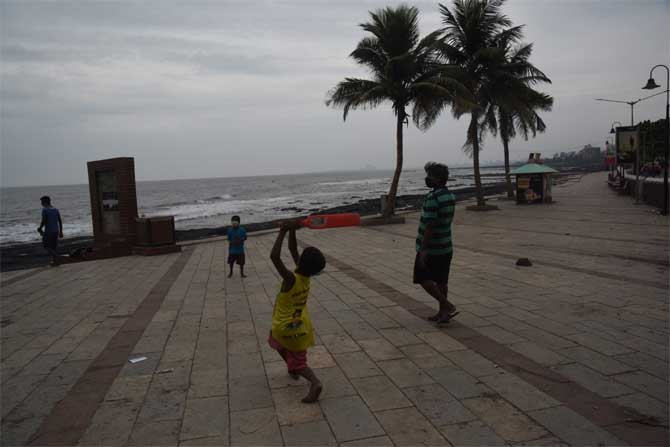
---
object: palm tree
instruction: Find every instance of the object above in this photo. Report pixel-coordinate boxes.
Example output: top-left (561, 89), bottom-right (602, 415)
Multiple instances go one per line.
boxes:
top-left (483, 41), bottom-right (553, 199)
top-left (326, 5), bottom-right (462, 218)
top-left (418, 0), bottom-right (526, 207)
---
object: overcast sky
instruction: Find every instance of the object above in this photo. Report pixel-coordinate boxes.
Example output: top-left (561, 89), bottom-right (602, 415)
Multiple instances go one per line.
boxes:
top-left (1, 0), bottom-right (668, 187)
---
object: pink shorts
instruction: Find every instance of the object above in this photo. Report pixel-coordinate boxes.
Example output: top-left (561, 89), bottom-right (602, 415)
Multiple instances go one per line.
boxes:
top-left (268, 334), bottom-right (308, 372)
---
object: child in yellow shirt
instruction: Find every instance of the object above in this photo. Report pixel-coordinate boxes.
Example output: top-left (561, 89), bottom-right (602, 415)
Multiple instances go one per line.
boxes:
top-left (268, 221), bottom-right (326, 403)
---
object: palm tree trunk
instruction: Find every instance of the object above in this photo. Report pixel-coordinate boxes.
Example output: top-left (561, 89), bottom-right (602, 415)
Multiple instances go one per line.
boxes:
top-left (469, 113), bottom-right (485, 206)
top-left (503, 137), bottom-right (515, 199)
top-left (383, 111), bottom-right (404, 218)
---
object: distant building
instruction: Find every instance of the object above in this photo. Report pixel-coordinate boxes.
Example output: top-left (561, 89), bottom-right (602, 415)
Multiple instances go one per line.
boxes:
top-left (578, 144), bottom-right (601, 161)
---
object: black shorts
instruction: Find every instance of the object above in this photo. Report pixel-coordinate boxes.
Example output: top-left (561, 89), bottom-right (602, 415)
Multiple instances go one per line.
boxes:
top-left (228, 253), bottom-right (245, 266)
top-left (42, 232), bottom-right (59, 251)
top-left (413, 252), bottom-right (452, 285)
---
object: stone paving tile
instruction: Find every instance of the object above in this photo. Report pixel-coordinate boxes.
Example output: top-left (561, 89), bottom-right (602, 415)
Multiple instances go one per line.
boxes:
top-left (427, 366), bottom-right (491, 399)
top-left (358, 311), bottom-right (400, 330)
top-left (614, 351), bottom-right (669, 380)
top-left (611, 392), bottom-right (669, 424)
top-left (230, 406), bottom-right (283, 446)
top-left (555, 363), bottom-right (634, 398)
top-left (128, 419), bottom-right (181, 446)
top-left (564, 332), bottom-right (634, 356)
top-left (416, 331), bottom-right (467, 353)
top-left (358, 338), bottom-right (404, 361)
top-left (376, 358), bottom-right (435, 388)
top-left (320, 395), bottom-right (385, 442)
top-left (79, 400), bottom-right (140, 445)
top-left (280, 420), bottom-right (337, 446)
top-left (180, 396), bottom-right (229, 441)
top-left (1, 414), bottom-right (44, 446)
top-left (439, 420), bottom-right (507, 446)
top-left (375, 406), bottom-right (448, 446)
top-left (612, 370), bottom-right (669, 402)
top-left (508, 341), bottom-right (568, 366)
top-left (443, 349), bottom-right (500, 378)
top-left (319, 333), bottom-right (361, 354)
top-left (188, 368), bottom-right (227, 399)
top-left (403, 383), bottom-right (477, 426)
top-left (105, 374), bottom-right (152, 405)
top-left (559, 346), bottom-right (636, 375)
top-left (529, 405), bottom-right (626, 446)
top-left (228, 375), bottom-right (273, 412)
top-left (137, 384), bottom-right (187, 423)
top-left (339, 435), bottom-right (394, 446)
top-left (271, 385), bottom-right (323, 426)
top-left (476, 324), bottom-right (527, 345)
top-left (228, 352), bottom-right (263, 379)
top-left (480, 372), bottom-right (560, 412)
top-left (463, 395), bottom-right (549, 442)
top-left (314, 366), bottom-right (357, 399)
top-left (308, 345), bottom-right (337, 369)
top-left (400, 343), bottom-right (455, 369)
top-left (333, 351), bottom-right (382, 379)
top-left (339, 320), bottom-right (382, 341)
top-left (350, 375), bottom-right (412, 411)
top-left (378, 327), bottom-right (423, 347)
top-left (515, 328), bottom-right (578, 350)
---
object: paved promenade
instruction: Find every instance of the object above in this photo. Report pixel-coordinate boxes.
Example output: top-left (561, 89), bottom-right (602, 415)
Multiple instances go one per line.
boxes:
top-left (1, 172), bottom-right (668, 446)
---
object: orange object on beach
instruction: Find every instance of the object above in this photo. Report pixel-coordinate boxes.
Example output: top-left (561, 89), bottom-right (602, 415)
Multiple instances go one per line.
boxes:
top-left (301, 213), bottom-right (361, 229)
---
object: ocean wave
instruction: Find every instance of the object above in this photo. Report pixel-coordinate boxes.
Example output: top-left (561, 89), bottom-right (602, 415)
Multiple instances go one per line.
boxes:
top-left (157, 194), bottom-right (234, 209)
top-left (154, 196), bottom-right (294, 223)
top-left (0, 221), bottom-right (92, 246)
top-left (317, 178), bottom-right (388, 187)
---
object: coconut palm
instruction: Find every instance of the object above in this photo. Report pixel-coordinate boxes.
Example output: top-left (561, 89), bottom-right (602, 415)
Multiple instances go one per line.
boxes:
top-left (326, 5), bottom-right (464, 218)
top-left (483, 41), bottom-right (553, 199)
top-left (416, 0), bottom-right (527, 207)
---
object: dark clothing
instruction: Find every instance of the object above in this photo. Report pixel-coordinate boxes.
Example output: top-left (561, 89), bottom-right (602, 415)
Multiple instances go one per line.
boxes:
top-left (42, 232), bottom-right (59, 252)
top-left (42, 207), bottom-right (61, 234)
top-left (416, 187), bottom-right (455, 255)
top-left (228, 253), bottom-right (245, 266)
top-left (413, 252), bottom-right (452, 285)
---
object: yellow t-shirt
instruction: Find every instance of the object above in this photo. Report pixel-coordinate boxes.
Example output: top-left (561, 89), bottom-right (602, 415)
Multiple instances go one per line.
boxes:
top-left (271, 272), bottom-right (314, 352)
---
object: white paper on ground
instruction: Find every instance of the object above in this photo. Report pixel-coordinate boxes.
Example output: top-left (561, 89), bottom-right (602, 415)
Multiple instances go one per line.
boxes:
top-left (129, 356), bottom-right (148, 364)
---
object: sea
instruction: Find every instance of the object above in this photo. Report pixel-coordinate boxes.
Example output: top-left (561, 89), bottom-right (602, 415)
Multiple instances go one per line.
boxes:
top-left (0, 167), bottom-right (506, 246)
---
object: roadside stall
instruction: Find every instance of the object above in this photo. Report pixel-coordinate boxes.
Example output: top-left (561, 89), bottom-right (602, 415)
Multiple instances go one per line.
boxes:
top-left (511, 163), bottom-right (558, 204)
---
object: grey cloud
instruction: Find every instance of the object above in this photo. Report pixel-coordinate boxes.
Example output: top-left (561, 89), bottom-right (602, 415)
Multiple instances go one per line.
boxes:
top-left (1, 0), bottom-right (668, 187)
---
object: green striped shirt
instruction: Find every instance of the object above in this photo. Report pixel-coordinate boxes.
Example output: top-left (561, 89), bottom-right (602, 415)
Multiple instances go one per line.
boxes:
top-left (416, 187), bottom-right (456, 255)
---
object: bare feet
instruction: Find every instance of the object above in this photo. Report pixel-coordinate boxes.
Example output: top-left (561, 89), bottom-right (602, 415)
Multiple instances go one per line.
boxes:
top-left (301, 381), bottom-right (323, 403)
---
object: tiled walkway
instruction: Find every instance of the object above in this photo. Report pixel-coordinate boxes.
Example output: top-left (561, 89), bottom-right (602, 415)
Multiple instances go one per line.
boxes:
top-left (1, 172), bottom-right (668, 446)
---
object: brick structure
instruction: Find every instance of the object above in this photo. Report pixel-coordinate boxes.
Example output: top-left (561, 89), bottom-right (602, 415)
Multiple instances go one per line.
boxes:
top-left (87, 157), bottom-right (138, 255)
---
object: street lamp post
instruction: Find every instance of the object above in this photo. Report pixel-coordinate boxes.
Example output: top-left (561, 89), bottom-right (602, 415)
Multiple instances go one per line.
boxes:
top-left (643, 64), bottom-right (669, 216)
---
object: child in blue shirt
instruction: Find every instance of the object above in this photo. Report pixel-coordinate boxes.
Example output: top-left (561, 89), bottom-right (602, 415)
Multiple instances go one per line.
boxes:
top-left (227, 215), bottom-right (247, 278)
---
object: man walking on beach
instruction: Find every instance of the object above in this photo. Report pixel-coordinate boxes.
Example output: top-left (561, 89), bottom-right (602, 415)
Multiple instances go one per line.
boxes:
top-left (415, 162), bottom-right (458, 325)
top-left (37, 195), bottom-right (63, 266)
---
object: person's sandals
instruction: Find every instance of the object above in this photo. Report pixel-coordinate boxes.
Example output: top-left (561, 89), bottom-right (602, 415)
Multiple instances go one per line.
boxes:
top-left (435, 311), bottom-right (460, 327)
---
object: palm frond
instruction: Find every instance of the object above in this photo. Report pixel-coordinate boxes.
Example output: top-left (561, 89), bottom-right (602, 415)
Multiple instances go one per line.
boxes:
top-left (325, 78), bottom-right (388, 121)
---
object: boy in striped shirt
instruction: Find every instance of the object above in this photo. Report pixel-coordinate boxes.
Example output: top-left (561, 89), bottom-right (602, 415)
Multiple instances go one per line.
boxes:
top-left (414, 162), bottom-right (458, 325)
